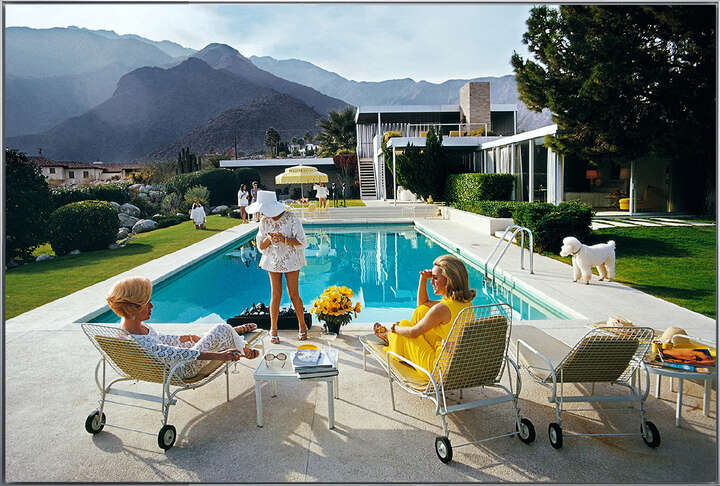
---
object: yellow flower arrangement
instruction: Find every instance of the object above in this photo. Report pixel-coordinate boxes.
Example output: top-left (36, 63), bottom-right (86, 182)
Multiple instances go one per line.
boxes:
top-left (310, 285), bottom-right (362, 331)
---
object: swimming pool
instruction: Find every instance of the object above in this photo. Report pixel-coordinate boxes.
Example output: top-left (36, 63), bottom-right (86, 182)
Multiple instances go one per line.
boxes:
top-left (91, 223), bottom-right (569, 324)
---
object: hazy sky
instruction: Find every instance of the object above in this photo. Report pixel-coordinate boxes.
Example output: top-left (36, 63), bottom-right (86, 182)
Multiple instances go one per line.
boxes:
top-left (5, 3), bottom-right (533, 82)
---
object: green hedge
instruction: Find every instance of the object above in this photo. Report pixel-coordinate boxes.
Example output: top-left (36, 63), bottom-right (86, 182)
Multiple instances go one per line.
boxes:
top-left (154, 214), bottom-right (187, 229)
top-left (51, 183), bottom-right (130, 208)
top-left (48, 201), bottom-right (118, 256)
top-left (452, 200), bottom-right (526, 218)
top-left (165, 168), bottom-right (260, 206)
top-left (511, 201), bottom-right (593, 253)
top-left (445, 173), bottom-right (514, 204)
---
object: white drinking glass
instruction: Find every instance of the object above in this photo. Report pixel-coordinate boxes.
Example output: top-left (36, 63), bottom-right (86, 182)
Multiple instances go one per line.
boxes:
top-left (321, 328), bottom-right (337, 354)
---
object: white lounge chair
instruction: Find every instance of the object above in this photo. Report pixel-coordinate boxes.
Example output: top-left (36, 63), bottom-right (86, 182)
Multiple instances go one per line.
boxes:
top-left (359, 303), bottom-right (535, 463)
top-left (81, 323), bottom-right (265, 450)
top-left (514, 325), bottom-right (659, 449)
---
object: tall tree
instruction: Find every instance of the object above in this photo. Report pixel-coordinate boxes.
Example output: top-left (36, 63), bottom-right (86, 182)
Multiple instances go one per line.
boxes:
top-left (395, 127), bottom-right (451, 200)
top-left (315, 106), bottom-right (357, 157)
top-left (511, 5), bottom-right (715, 211)
top-left (264, 127), bottom-right (280, 157)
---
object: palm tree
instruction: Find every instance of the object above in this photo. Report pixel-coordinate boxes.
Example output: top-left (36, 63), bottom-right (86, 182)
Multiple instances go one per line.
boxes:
top-left (315, 106), bottom-right (356, 157)
top-left (264, 127), bottom-right (280, 157)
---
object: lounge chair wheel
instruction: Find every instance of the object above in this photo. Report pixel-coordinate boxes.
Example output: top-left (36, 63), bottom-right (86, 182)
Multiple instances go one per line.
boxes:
top-left (84, 411), bottom-right (106, 435)
top-left (516, 418), bottom-right (536, 444)
top-left (158, 425), bottom-right (177, 450)
top-left (434, 436), bottom-right (453, 463)
top-left (548, 423), bottom-right (563, 449)
top-left (641, 421), bottom-right (661, 448)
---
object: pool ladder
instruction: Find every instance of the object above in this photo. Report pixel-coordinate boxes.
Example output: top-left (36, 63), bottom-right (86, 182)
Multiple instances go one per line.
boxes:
top-left (484, 225), bottom-right (534, 282)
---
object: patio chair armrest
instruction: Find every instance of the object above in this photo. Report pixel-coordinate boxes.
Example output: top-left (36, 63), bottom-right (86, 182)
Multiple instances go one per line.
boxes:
top-left (166, 359), bottom-right (200, 388)
top-left (506, 355), bottom-right (522, 397)
top-left (516, 338), bottom-right (559, 399)
top-left (638, 360), bottom-right (651, 400)
top-left (385, 350), bottom-right (440, 392)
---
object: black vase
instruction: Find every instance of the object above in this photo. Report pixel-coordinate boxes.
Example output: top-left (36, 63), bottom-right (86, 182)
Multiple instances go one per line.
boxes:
top-left (323, 320), bottom-right (342, 335)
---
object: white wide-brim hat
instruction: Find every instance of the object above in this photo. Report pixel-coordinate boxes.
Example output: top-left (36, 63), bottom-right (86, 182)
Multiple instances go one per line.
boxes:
top-left (246, 190), bottom-right (287, 217)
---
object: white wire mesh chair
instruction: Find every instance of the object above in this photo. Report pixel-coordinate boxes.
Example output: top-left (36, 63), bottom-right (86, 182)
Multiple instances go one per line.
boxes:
top-left (515, 325), bottom-right (659, 449)
top-left (81, 323), bottom-right (265, 450)
top-left (359, 303), bottom-right (535, 463)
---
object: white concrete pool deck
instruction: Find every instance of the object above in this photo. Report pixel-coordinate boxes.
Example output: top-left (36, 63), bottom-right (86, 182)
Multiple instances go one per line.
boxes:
top-left (4, 211), bottom-right (717, 482)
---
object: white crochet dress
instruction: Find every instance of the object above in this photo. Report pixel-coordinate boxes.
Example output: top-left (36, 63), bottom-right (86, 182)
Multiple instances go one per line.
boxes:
top-left (130, 323), bottom-right (246, 378)
top-left (256, 211), bottom-right (308, 273)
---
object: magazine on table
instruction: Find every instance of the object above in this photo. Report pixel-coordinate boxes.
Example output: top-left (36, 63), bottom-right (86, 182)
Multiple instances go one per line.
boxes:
top-left (297, 369), bottom-right (339, 380)
top-left (292, 350), bottom-right (336, 371)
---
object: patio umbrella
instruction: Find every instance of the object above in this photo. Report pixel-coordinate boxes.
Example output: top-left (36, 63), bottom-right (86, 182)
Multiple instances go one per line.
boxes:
top-left (275, 165), bottom-right (328, 198)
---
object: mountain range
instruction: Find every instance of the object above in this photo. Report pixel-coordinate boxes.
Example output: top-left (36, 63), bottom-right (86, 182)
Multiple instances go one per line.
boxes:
top-left (5, 26), bottom-right (553, 163)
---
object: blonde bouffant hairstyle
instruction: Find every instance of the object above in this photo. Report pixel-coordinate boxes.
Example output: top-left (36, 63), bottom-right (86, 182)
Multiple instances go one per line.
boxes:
top-left (106, 276), bottom-right (152, 319)
top-left (433, 254), bottom-right (476, 303)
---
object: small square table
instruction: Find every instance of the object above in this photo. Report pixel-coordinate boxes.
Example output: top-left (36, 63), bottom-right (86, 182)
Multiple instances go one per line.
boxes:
top-left (253, 347), bottom-right (339, 429)
top-left (647, 363), bottom-right (716, 427)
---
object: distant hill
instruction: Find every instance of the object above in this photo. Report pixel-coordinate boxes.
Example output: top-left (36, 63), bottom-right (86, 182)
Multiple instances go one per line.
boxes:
top-left (6, 58), bottom-right (284, 162)
top-left (149, 94), bottom-right (322, 160)
top-left (193, 44), bottom-right (348, 115)
top-left (5, 26), bottom-right (192, 136)
top-left (250, 56), bottom-right (553, 131)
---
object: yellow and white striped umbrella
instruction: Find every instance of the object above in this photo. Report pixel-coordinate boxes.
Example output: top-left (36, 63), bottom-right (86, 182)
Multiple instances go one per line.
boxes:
top-left (275, 165), bottom-right (329, 184)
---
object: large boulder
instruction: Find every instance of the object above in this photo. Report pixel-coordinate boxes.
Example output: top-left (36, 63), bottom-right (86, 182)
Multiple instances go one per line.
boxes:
top-left (118, 213), bottom-right (140, 228)
top-left (108, 201), bottom-right (121, 210)
top-left (212, 205), bottom-right (229, 214)
top-left (128, 184), bottom-right (143, 191)
top-left (117, 227), bottom-right (130, 240)
top-left (132, 219), bottom-right (157, 234)
top-left (119, 203), bottom-right (141, 218)
top-left (36, 254), bottom-right (54, 262)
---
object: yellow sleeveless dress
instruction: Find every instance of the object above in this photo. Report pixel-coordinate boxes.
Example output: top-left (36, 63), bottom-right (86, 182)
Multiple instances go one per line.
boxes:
top-left (385, 296), bottom-right (472, 376)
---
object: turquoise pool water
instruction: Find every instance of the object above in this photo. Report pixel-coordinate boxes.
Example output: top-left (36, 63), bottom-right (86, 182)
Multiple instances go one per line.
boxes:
top-left (90, 224), bottom-right (568, 324)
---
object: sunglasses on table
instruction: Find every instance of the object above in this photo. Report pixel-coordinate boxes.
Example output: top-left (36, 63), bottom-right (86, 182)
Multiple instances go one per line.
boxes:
top-left (264, 352), bottom-right (287, 368)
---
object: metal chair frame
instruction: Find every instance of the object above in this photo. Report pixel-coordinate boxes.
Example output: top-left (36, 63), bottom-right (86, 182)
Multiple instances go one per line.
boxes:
top-left (360, 303), bottom-right (535, 462)
top-left (516, 325), bottom-right (659, 447)
top-left (81, 323), bottom-right (265, 449)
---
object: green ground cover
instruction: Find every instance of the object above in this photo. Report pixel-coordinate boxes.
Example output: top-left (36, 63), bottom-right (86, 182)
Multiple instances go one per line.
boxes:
top-left (549, 226), bottom-right (716, 319)
top-left (6, 215), bottom-right (242, 319)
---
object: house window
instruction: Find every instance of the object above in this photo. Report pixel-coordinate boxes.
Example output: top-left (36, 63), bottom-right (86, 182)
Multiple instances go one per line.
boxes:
top-left (83, 171), bottom-right (89, 178)
top-left (49, 167), bottom-right (55, 174)
top-left (69, 171), bottom-right (75, 179)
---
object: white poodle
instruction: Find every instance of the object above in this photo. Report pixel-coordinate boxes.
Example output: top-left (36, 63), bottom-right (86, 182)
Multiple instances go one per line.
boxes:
top-left (559, 236), bottom-right (616, 284)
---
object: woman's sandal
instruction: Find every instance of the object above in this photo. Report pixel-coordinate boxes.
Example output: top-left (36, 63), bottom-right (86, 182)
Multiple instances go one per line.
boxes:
top-left (373, 322), bottom-right (389, 346)
top-left (236, 323), bottom-right (257, 334)
top-left (298, 330), bottom-right (308, 341)
top-left (270, 334), bottom-right (280, 345)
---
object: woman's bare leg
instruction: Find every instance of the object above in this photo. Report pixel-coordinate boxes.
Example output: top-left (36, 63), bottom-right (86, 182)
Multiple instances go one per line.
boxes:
top-left (285, 270), bottom-right (308, 334)
top-left (268, 271), bottom-right (284, 340)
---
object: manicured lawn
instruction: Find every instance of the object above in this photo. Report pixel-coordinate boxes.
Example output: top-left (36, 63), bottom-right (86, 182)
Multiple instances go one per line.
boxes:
top-left (548, 226), bottom-right (716, 318)
top-left (6, 215), bottom-right (244, 319)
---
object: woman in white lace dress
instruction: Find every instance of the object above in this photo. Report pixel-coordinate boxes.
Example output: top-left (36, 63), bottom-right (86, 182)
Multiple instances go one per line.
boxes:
top-left (106, 276), bottom-right (259, 379)
top-left (246, 190), bottom-right (308, 344)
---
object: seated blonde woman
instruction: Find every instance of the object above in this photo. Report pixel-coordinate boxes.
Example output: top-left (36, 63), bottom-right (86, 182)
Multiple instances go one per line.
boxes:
top-left (106, 276), bottom-right (259, 378)
top-left (373, 254), bottom-right (476, 374)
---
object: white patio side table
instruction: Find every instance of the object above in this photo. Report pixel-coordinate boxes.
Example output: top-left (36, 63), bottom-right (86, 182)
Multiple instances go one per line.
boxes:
top-left (253, 347), bottom-right (339, 429)
top-left (649, 365), bottom-right (716, 427)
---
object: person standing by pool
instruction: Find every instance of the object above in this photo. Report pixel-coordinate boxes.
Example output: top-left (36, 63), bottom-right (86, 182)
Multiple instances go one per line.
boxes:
top-left (247, 190), bottom-right (309, 344)
top-left (373, 254), bottom-right (476, 377)
top-left (106, 276), bottom-right (260, 379)
top-left (313, 182), bottom-right (329, 209)
top-left (250, 181), bottom-right (260, 222)
top-left (237, 184), bottom-right (249, 223)
top-left (189, 200), bottom-right (206, 230)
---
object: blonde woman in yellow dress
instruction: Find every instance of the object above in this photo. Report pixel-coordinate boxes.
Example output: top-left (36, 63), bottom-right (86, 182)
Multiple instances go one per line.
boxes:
top-left (373, 254), bottom-right (476, 374)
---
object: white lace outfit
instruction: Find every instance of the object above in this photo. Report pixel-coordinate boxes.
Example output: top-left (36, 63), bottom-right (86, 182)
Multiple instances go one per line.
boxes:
top-left (256, 211), bottom-right (307, 273)
top-left (130, 323), bottom-right (246, 378)
top-left (238, 190), bottom-right (249, 206)
top-left (190, 205), bottom-right (206, 225)
top-left (313, 184), bottom-right (328, 199)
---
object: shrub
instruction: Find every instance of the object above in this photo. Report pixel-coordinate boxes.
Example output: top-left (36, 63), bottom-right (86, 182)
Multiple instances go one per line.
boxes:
top-left (511, 201), bottom-right (593, 253)
top-left (445, 173), bottom-right (515, 205)
top-left (161, 192), bottom-right (183, 214)
top-left (6, 149), bottom-right (54, 262)
top-left (51, 182), bottom-right (130, 208)
top-left (154, 214), bottom-right (187, 229)
top-left (165, 168), bottom-right (260, 206)
top-left (454, 200), bottom-right (526, 218)
top-left (129, 194), bottom-right (160, 218)
top-left (220, 205), bottom-right (244, 218)
top-left (48, 201), bottom-right (118, 255)
top-left (184, 185), bottom-right (211, 209)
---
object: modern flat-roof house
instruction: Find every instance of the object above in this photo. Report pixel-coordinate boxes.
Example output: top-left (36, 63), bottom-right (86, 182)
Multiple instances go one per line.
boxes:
top-left (357, 81), bottom-right (688, 214)
top-left (355, 81), bottom-right (516, 200)
top-left (30, 157), bottom-right (142, 187)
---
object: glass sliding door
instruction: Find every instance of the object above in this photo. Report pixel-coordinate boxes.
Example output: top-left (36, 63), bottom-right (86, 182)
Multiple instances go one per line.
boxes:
top-left (533, 137), bottom-right (548, 202)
